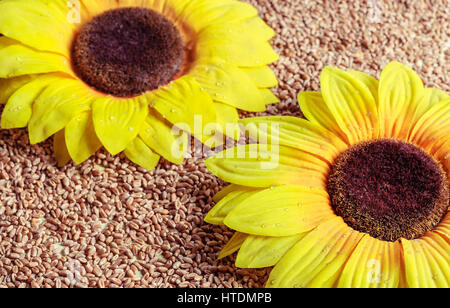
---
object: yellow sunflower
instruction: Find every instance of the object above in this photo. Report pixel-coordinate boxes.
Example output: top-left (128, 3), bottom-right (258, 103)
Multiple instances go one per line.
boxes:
top-left (205, 62), bottom-right (449, 288)
top-left (0, 0), bottom-right (278, 170)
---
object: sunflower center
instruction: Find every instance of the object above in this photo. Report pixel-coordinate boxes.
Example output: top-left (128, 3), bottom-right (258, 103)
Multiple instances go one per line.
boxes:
top-left (327, 139), bottom-right (449, 242)
top-left (71, 7), bottom-right (185, 97)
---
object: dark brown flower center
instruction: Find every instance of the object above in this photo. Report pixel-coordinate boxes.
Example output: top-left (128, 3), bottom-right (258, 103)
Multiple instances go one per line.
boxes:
top-left (327, 139), bottom-right (449, 242)
top-left (71, 7), bottom-right (185, 97)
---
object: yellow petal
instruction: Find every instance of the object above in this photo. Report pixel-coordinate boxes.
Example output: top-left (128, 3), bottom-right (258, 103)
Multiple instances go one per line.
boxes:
top-left (378, 61), bottom-right (425, 139)
top-left (431, 136), bottom-right (450, 176)
top-left (0, 0), bottom-right (75, 55)
top-left (205, 144), bottom-right (330, 189)
top-left (321, 66), bottom-right (379, 144)
top-left (260, 88), bottom-right (279, 105)
top-left (298, 91), bottom-right (349, 144)
top-left (433, 214), bottom-right (450, 243)
top-left (239, 17), bottom-right (276, 41)
top-left (0, 37), bottom-right (72, 78)
top-left (213, 184), bottom-right (244, 203)
top-left (92, 97), bottom-right (149, 155)
top-left (139, 109), bottom-right (188, 164)
top-left (218, 232), bottom-right (248, 260)
top-left (53, 129), bottom-right (71, 167)
top-left (28, 78), bottom-right (92, 144)
top-left (80, 0), bottom-right (118, 18)
top-left (401, 232), bottom-right (449, 288)
top-left (147, 75), bottom-right (217, 143)
top-left (412, 88), bottom-right (449, 124)
top-left (267, 217), bottom-right (364, 288)
top-left (1, 74), bottom-right (60, 129)
top-left (213, 102), bottom-right (240, 141)
top-left (177, 0), bottom-right (257, 33)
top-left (236, 233), bottom-right (306, 268)
top-left (347, 70), bottom-right (379, 105)
top-left (190, 58), bottom-right (266, 112)
top-left (65, 112), bottom-right (102, 164)
top-left (241, 66), bottom-right (278, 88)
top-left (196, 24), bottom-right (278, 67)
top-left (124, 137), bottom-right (161, 171)
top-left (224, 185), bottom-right (335, 237)
top-left (205, 186), bottom-right (262, 225)
top-left (408, 98), bottom-right (450, 151)
top-left (0, 75), bottom-right (35, 104)
top-left (338, 236), bottom-right (402, 288)
top-left (240, 116), bottom-right (348, 164)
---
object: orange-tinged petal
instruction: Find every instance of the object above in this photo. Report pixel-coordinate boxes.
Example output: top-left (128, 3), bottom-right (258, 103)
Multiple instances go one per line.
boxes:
top-left (298, 91), bottom-right (349, 144)
top-left (338, 235), bottom-right (402, 288)
top-left (401, 232), bottom-right (449, 288)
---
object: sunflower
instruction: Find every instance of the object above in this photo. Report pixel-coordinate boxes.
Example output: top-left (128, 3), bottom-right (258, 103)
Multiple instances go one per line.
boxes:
top-left (0, 0), bottom-right (278, 170)
top-left (205, 62), bottom-right (449, 288)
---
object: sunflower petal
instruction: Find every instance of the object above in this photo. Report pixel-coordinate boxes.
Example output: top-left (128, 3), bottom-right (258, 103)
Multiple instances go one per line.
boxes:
top-left (178, 0), bottom-right (257, 32)
top-left (0, 37), bottom-right (72, 78)
top-left (241, 66), bottom-right (278, 88)
top-left (124, 137), bottom-right (160, 171)
top-left (224, 185), bottom-right (335, 237)
top-left (401, 232), bottom-right (449, 288)
top-left (1, 74), bottom-right (59, 129)
top-left (378, 61), bottom-right (425, 139)
top-left (338, 236), bottom-right (402, 288)
top-left (267, 217), bottom-right (364, 288)
top-left (139, 109), bottom-right (188, 164)
top-left (196, 24), bottom-right (278, 67)
top-left (236, 233), bottom-right (306, 268)
top-left (213, 184), bottom-right (244, 203)
top-left (260, 89), bottom-right (279, 105)
top-left (433, 214), bottom-right (450, 243)
top-left (28, 79), bottom-right (92, 144)
top-left (213, 102), bottom-right (240, 140)
top-left (321, 66), bottom-right (379, 144)
top-left (240, 116), bottom-right (348, 163)
top-left (205, 186), bottom-right (262, 225)
top-left (218, 232), bottom-right (248, 260)
top-left (412, 88), bottom-right (449, 124)
top-left (65, 112), bottom-right (102, 164)
top-left (190, 58), bottom-right (266, 112)
top-left (0, 75), bottom-right (35, 104)
top-left (53, 129), bottom-right (71, 167)
top-left (408, 98), bottom-right (450, 151)
top-left (298, 91), bottom-right (349, 144)
top-left (205, 144), bottom-right (329, 189)
top-left (148, 75), bottom-right (217, 143)
top-left (0, 0), bottom-right (75, 55)
top-left (92, 97), bottom-right (148, 155)
top-left (347, 70), bottom-right (379, 105)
